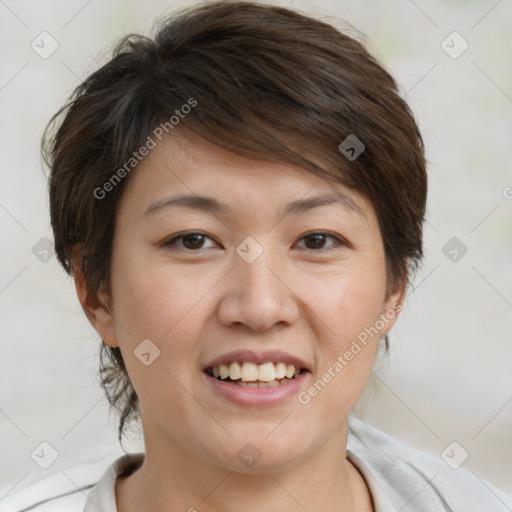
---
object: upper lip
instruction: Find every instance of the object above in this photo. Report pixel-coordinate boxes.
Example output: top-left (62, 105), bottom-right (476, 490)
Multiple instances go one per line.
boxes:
top-left (203, 349), bottom-right (311, 372)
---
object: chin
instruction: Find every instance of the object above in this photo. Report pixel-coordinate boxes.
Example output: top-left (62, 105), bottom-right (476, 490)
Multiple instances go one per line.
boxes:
top-left (208, 430), bottom-right (312, 474)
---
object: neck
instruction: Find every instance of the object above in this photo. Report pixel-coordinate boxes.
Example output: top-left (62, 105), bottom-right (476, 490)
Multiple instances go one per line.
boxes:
top-left (115, 422), bottom-right (372, 512)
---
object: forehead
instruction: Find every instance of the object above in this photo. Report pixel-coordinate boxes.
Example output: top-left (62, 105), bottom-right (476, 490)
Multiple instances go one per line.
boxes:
top-left (120, 130), bottom-right (372, 220)
top-left (139, 130), bottom-right (319, 190)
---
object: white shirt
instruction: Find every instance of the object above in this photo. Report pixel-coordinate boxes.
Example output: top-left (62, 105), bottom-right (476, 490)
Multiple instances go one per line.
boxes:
top-left (4, 416), bottom-right (511, 511)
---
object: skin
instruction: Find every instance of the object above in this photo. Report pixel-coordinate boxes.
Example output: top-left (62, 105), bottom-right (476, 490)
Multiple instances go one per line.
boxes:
top-left (77, 130), bottom-right (404, 512)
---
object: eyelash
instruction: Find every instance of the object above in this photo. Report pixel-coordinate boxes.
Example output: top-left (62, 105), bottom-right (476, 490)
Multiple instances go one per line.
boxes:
top-left (162, 231), bottom-right (347, 252)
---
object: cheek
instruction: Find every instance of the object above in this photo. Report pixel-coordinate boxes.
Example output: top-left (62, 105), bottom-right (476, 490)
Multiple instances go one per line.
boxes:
top-left (110, 257), bottom-right (221, 373)
top-left (296, 276), bottom-right (384, 423)
top-left (302, 265), bottom-right (387, 339)
top-left (109, 259), bottom-right (204, 411)
top-left (112, 256), bottom-right (195, 336)
top-left (297, 263), bottom-right (387, 402)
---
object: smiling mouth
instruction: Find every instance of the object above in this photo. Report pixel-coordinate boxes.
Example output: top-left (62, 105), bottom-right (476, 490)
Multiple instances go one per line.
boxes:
top-left (205, 361), bottom-right (307, 387)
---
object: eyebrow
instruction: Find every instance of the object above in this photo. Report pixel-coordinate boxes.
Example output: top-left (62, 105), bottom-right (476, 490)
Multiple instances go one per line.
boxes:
top-left (144, 191), bottom-right (365, 218)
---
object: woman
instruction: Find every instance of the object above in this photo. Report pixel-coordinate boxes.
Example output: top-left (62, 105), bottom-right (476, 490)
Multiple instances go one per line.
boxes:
top-left (37, 1), bottom-right (511, 510)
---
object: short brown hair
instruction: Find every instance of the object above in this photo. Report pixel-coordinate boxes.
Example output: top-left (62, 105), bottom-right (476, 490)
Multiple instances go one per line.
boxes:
top-left (42, 1), bottom-right (427, 442)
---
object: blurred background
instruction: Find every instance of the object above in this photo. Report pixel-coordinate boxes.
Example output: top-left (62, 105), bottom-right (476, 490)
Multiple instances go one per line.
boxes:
top-left (1, 0), bottom-right (511, 503)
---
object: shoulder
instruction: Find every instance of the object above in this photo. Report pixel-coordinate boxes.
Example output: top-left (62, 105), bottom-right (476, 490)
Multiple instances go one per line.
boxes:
top-left (0, 453), bottom-right (142, 512)
top-left (83, 453), bottom-right (144, 512)
top-left (347, 414), bottom-right (512, 511)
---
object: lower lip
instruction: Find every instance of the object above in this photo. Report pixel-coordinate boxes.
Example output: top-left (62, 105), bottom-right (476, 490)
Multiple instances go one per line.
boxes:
top-left (202, 371), bottom-right (310, 407)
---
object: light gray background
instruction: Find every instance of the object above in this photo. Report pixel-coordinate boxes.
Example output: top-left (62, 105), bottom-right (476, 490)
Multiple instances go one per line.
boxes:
top-left (1, 0), bottom-right (511, 502)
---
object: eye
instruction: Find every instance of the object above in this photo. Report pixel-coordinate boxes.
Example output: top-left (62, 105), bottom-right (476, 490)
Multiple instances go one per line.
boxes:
top-left (295, 231), bottom-right (345, 251)
top-left (163, 231), bottom-right (219, 250)
top-left (163, 230), bottom-right (346, 252)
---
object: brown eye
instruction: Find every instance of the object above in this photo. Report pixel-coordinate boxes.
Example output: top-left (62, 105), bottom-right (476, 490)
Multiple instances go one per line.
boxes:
top-left (296, 232), bottom-right (343, 250)
top-left (181, 233), bottom-right (206, 249)
top-left (164, 232), bottom-right (217, 250)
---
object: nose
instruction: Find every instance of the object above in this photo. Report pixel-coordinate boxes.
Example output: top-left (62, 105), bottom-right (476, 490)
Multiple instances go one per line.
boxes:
top-left (217, 249), bottom-right (300, 332)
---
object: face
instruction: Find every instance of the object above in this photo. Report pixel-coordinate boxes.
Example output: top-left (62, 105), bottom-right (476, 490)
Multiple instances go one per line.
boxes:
top-left (83, 130), bottom-right (403, 473)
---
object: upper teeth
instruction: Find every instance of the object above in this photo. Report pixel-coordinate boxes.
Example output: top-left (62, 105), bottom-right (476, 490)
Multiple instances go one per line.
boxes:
top-left (211, 362), bottom-right (301, 382)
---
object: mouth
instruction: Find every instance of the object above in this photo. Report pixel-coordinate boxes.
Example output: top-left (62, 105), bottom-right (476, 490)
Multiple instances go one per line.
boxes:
top-left (204, 361), bottom-right (309, 388)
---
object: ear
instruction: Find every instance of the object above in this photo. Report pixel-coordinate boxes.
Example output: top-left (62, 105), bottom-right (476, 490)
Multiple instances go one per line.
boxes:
top-left (74, 265), bottom-right (119, 348)
top-left (379, 278), bottom-right (406, 337)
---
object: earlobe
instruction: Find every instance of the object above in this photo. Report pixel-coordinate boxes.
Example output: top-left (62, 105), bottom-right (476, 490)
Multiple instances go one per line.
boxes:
top-left (73, 266), bottom-right (119, 347)
top-left (380, 280), bottom-right (406, 336)
top-left (385, 285), bottom-right (405, 313)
